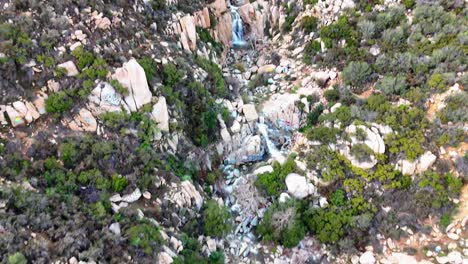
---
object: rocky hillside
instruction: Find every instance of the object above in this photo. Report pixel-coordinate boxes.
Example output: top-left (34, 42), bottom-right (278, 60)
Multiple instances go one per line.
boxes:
top-left (0, 0), bottom-right (467, 263)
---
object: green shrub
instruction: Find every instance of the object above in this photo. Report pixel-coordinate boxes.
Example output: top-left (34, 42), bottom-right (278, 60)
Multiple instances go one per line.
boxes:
top-left (305, 206), bottom-right (351, 244)
top-left (324, 88), bottom-right (340, 102)
top-left (111, 174), bottom-right (128, 192)
top-left (138, 56), bottom-right (158, 84)
top-left (59, 142), bottom-right (79, 167)
top-left (342, 61), bottom-right (373, 91)
top-left (197, 27), bottom-right (223, 53)
top-left (44, 169), bottom-right (77, 194)
top-left (90, 201), bottom-right (108, 219)
top-left (320, 16), bottom-right (355, 48)
top-left (150, 0), bottom-right (166, 10)
top-left (8, 252), bottom-right (27, 264)
top-left (126, 223), bottom-right (164, 254)
top-left (330, 189), bottom-right (346, 206)
top-left (72, 46), bottom-right (95, 69)
top-left (301, 16), bottom-right (318, 34)
top-left (303, 40), bottom-right (321, 64)
top-left (306, 126), bottom-right (338, 144)
top-left (306, 104), bottom-right (324, 127)
top-left (110, 79), bottom-right (129, 96)
top-left (163, 63), bottom-right (184, 87)
top-left (45, 91), bottom-right (73, 114)
top-left (437, 92), bottom-right (468, 124)
top-left (257, 200), bottom-right (306, 248)
top-left (81, 57), bottom-right (108, 80)
top-left (209, 251), bottom-right (225, 264)
top-left (282, 4), bottom-right (297, 33)
top-left (202, 200), bottom-right (231, 238)
top-left (440, 212), bottom-right (451, 230)
top-left (195, 57), bottom-right (226, 97)
top-left (417, 170), bottom-right (462, 209)
top-left (357, 19), bottom-right (376, 40)
top-left (255, 157), bottom-right (297, 197)
top-left (376, 75), bottom-right (408, 96)
top-left (304, 0), bottom-right (318, 5)
top-left (402, 0), bottom-right (415, 9)
top-left (306, 146), bottom-right (345, 182)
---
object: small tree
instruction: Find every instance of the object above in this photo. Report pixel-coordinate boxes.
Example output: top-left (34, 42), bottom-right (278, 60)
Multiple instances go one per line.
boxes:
top-left (202, 200), bottom-right (231, 238)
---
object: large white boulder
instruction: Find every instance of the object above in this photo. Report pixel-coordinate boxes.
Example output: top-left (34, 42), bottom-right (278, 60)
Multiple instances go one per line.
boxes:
top-left (285, 173), bottom-right (315, 199)
top-left (396, 151), bottom-right (437, 175)
top-left (151, 96), bottom-right (170, 132)
top-left (416, 151), bottom-right (437, 173)
top-left (243, 104), bottom-right (258, 122)
top-left (359, 251), bottom-right (376, 264)
top-left (112, 59), bottom-right (152, 112)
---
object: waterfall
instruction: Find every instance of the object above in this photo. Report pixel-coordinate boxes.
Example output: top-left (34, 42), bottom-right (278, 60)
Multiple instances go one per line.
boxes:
top-left (257, 123), bottom-right (286, 164)
top-left (231, 6), bottom-right (247, 47)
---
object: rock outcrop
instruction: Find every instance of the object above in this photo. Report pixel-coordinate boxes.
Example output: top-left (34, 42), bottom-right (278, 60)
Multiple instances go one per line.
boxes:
top-left (151, 96), bottom-right (170, 133)
top-left (112, 59), bottom-right (152, 112)
top-left (396, 151), bottom-right (437, 175)
top-left (88, 82), bottom-right (124, 115)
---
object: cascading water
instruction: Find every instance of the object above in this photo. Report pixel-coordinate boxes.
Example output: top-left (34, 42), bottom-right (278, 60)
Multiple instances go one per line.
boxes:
top-left (231, 6), bottom-right (247, 47)
top-left (257, 122), bottom-right (286, 164)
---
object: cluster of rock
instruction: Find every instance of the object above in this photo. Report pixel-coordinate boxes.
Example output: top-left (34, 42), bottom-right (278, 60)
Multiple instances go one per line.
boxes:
top-left (352, 214), bottom-right (468, 264)
top-left (0, 94), bottom-right (47, 127)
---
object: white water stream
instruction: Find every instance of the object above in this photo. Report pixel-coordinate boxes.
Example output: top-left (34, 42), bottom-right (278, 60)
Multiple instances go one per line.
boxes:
top-left (257, 122), bottom-right (286, 164)
top-left (231, 6), bottom-right (247, 47)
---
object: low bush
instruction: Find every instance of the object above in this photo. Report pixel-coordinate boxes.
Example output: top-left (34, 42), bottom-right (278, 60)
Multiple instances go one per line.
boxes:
top-left (257, 200), bottom-right (306, 248)
top-left (72, 46), bottom-right (95, 69)
top-left (301, 16), bottom-right (319, 34)
top-left (202, 200), bottom-right (231, 238)
top-left (342, 61), bottom-right (373, 91)
top-left (303, 40), bottom-right (321, 64)
top-left (111, 175), bottom-right (128, 192)
top-left (163, 63), bottom-right (184, 87)
top-left (376, 75), bottom-right (408, 96)
top-left (255, 157), bottom-right (297, 197)
top-left (437, 92), bottom-right (468, 124)
top-left (126, 223), bottom-right (164, 255)
top-left (45, 91), bottom-right (73, 114)
top-left (8, 252), bottom-right (27, 264)
top-left (138, 56), bottom-right (158, 84)
top-left (195, 57), bottom-right (226, 98)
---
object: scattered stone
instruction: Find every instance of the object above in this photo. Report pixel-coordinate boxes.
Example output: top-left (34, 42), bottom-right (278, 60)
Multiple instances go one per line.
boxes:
top-left (121, 188), bottom-right (142, 203)
top-left (109, 223), bottom-right (121, 235)
top-left (143, 191), bottom-right (151, 200)
top-left (58, 61), bottom-right (79, 77)
top-left (359, 251), bottom-right (375, 264)
top-left (257, 64), bottom-right (276, 74)
top-left (279, 192), bottom-right (291, 203)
